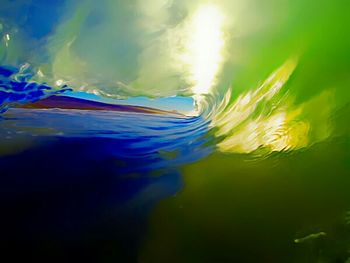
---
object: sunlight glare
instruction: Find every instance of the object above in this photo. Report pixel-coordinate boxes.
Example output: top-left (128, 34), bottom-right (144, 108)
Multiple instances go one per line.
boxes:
top-left (186, 5), bottom-right (225, 96)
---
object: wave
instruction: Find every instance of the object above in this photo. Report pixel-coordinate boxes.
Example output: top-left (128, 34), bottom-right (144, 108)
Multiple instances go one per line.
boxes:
top-left (0, 57), bottom-right (335, 158)
top-left (0, 64), bottom-right (71, 113)
top-left (207, 58), bottom-right (334, 154)
top-left (0, 0), bottom-right (344, 157)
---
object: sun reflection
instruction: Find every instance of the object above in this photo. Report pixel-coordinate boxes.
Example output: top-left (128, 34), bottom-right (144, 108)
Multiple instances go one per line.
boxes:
top-left (209, 58), bottom-right (332, 154)
top-left (182, 5), bottom-right (225, 96)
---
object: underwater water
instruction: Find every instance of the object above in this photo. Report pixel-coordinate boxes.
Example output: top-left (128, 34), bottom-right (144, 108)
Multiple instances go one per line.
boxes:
top-left (1, 0), bottom-right (350, 262)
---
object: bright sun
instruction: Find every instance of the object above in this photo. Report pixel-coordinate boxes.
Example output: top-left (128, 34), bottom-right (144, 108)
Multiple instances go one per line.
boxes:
top-left (186, 5), bottom-right (225, 96)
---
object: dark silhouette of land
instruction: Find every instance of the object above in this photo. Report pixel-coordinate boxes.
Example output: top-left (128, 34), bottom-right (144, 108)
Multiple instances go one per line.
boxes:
top-left (20, 95), bottom-right (183, 116)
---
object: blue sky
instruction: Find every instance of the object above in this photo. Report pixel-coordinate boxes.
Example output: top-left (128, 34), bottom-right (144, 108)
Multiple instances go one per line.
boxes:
top-left (66, 91), bottom-right (195, 114)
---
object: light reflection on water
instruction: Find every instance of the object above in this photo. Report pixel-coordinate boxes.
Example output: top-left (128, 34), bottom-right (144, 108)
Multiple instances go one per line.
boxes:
top-left (210, 59), bottom-right (333, 154)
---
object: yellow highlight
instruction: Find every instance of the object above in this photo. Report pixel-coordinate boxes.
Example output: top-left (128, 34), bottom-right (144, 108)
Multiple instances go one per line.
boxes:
top-left (210, 58), bottom-right (321, 154)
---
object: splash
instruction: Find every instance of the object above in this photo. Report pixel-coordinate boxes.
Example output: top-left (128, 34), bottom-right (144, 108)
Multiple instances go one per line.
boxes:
top-left (208, 59), bottom-right (334, 154)
top-left (0, 64), bottom-right (71, 113)
top-left (0, 0), bottom-right (343, 157)
top-left (0, 57), bottom-right (334, 157)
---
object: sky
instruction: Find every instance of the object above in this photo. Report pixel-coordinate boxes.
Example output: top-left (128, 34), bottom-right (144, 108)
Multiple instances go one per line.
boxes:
top-left (66, 91), bottom-right (194, 114)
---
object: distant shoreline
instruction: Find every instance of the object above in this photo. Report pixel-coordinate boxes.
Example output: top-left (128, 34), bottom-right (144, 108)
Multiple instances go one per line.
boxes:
top-left (19, 95), bottom-right (184, 116)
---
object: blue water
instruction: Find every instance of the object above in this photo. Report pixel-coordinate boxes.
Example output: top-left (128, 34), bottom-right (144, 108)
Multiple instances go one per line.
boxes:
top-left (0, 62), bottom-right (212, 259)
top-left (0, 65), bottom-right (71, 112)
top-left (0, 105), bottom-right (213, 260)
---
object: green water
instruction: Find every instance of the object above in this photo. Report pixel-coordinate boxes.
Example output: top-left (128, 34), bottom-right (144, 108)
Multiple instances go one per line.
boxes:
top-left (212, 0), bottom-right (350, 132)
top-left (139, 0), bottom-right (350, 255)
top-left (140, 137), bottom-right (350, 262)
